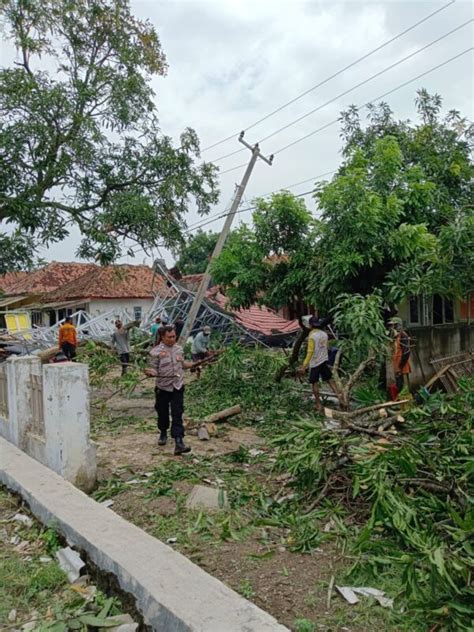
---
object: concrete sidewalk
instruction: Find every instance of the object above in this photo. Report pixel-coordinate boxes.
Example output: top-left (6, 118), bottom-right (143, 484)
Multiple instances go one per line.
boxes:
top-left (0, 437), bottom-right (288, 632)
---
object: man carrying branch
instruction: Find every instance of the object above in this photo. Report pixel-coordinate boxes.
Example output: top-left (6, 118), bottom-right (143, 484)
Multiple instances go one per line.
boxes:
top-left (145, 326), bottom-right (194, 455)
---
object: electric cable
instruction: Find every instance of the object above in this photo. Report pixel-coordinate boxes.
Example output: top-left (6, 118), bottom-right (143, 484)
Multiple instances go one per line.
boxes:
top-left (212, 18), bottom-right (473, 162)
top-left (200, 0), bottom-right (456, 154)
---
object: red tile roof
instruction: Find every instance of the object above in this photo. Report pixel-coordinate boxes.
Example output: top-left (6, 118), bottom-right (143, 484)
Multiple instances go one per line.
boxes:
top-left (43, 264), bottom-right (167, 301)
top-left (181, 275), bottom-right (299, 336)
top-left (181, 274), bottom-right (205, 292)
top-left (0, 271), bottom-right (29, 293)
top-left (3, 262), bottom-right (96, 296)
top-left (209, 290), bottom-right (300, 336)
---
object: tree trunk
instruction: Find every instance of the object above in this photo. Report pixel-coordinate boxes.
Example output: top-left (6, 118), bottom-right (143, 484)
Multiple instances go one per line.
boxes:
top-left (274, 326), bottom-right (309, 383)
top-left (204, 405), bottom-right (242, 424)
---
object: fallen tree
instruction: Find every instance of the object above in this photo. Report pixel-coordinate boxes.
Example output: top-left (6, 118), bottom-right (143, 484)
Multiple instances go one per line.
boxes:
top-left (272, 380), bottom-right (474, 630)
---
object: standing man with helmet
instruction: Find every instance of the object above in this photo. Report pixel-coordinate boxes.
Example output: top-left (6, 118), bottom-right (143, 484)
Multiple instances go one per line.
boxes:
top-left (299, 316), bottom-right (337, 413)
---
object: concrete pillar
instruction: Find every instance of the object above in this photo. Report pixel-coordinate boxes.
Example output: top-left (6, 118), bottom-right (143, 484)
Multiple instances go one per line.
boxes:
top-left (5, 356), bottom-right (40, 448)
top-left (43, 362), bottom-right (96, 492)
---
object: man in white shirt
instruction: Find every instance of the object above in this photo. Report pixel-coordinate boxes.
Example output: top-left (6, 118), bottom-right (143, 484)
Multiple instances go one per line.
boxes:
top-left (299, 316), bottom-right (337, 413)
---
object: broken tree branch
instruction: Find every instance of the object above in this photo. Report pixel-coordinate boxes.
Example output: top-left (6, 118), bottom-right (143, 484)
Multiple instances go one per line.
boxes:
top-left (204, 405), bottom-right (242, 424)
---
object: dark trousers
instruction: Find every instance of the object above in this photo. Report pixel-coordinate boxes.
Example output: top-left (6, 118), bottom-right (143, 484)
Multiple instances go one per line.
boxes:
top-left (61, 342), bottom-right (76, 360)
top-left (119, 353), bottom-right (130, 376)
top-left (154, 387), bottom-right (185, 439)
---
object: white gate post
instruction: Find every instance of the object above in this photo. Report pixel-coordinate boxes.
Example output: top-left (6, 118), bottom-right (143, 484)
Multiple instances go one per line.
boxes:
top-left (43, 362), bottom-right (96, 492)
top-left (5, 356), bottom-right (39, 448)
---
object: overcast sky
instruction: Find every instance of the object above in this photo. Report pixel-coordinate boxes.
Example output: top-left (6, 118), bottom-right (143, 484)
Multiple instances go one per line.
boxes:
top-left (3, 0), bottom-right (474, 266)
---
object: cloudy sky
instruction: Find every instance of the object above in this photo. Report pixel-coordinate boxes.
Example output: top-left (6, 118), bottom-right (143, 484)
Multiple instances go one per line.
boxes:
top-left (4, 0), bottom-right (474, 266)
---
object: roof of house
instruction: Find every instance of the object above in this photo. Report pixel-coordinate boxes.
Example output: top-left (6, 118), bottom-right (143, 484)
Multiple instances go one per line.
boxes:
top-left (181, 273), bottom-right (299, 336)
top-left (180, 273), bottom-right (205, 292)
top-left (0, 271), bottom-right (30, 293)
top-left (209, 290), bottom-right (300, 336)
top-left (43, 264), bottom-right (167, 301)
top-left (2, 262), bottom-right (97, 296)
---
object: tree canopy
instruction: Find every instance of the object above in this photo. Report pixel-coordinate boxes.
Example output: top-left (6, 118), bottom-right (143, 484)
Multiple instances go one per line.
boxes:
top-left (174, 229), bottom-right (219, 275)
top-left (312, 91), bottom-right (473, 310)
top-left (211, 191), bottom-right (315, 316)
top-left (211, 92), bottom-right (473, 316)
top-left (0, 0), bottom-right (219, 273)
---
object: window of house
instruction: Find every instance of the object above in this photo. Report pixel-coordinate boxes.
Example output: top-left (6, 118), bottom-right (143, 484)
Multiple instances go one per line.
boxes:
top-left (31, 311), bottom-right (43, 327)
top-left (444, 297), bottom-right (454, 323)
top-left (134, 306), bottom-right (142, 322)
top-left (433, 294), bottom-right (454, 325)
top-left (433, 294), bottom-right (443, 325)
top-left (409, 295), bottom-right (456, 327)
top-left (409, 296), bottom-right (421, 325)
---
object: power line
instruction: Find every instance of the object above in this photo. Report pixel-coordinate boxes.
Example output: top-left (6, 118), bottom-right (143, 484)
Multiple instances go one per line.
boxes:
top-left (200, 0), bottom-right (456, 154)
top-left (220, 45), bottom-right (473, 175)
top-left (185, 169), bottom-right (336, 232)
top-left (273, 46), bottom-right (473, 155)
top-left (213, 18), bottom-right (473, 163)
top-left (184, 189), bottom-right (317, 234)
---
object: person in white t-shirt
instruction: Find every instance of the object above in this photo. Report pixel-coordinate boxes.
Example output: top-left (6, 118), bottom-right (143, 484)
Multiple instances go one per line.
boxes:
top-left (299, 316), bottom-right (337, 413)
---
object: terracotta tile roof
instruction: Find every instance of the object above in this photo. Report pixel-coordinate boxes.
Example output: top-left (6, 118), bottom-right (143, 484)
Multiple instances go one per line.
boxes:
top-left (0, 271), bottom-right (29, 293)
top-left (209, 290), bottom-right (300, 336)
top-left (43, 264), bottom-right (167, 301)
top-left (3, 263), bottom-right (97, 296)
top-left (180, 274), bottom-right (205, 292)
top-left (180, 275), bottom-right (299, 336)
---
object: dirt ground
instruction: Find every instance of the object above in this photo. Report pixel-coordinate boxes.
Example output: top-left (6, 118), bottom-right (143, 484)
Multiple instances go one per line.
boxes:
top-left (97, 424), bottom-right (265, 475)
top-left (92, 384), bottom-right (389, 632)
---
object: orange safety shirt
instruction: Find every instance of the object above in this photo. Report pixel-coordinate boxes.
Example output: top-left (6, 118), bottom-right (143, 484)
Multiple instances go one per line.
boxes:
top-left (58, 323), bottom-right (77, 347)
top-left (392, 332), bottom-right (411, 375)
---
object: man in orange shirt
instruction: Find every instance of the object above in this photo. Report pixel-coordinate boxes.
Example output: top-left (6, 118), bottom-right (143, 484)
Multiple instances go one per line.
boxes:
top-left (390, 317), bottom-right (411, 392)
top-left (58, 316), bottom-right (77, 360)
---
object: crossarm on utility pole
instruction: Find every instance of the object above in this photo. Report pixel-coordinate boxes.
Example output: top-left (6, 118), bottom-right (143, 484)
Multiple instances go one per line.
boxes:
top-left (178, 132), bottom-right (273, 344)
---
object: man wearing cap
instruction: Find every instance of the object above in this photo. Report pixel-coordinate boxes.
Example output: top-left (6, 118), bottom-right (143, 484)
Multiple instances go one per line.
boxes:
top-left (191, 326), bottom-right (211, 362)
top-left (299, 316), bottom-right (337, 412)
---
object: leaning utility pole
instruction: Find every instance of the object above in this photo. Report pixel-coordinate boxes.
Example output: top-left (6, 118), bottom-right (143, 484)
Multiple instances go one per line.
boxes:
top-left (179, 132), bottom-right (273, 344)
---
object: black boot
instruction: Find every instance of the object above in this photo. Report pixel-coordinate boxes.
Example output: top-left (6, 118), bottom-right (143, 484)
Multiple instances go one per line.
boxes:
top-left (174, 437), bottom-right (191, 455)
top-left (158, 431), bottom-right (167, 446)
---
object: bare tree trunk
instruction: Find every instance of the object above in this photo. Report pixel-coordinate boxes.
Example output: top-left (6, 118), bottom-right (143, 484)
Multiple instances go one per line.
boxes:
top-left (274, 326), bottom-right (309, 383)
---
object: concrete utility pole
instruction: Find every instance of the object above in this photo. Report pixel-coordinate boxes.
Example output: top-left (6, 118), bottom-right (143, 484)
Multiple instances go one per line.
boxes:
top-left (179, 132), bottom-right (273, 344)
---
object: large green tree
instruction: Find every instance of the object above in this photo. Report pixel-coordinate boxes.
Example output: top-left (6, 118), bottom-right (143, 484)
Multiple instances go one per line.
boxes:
top-left (211, 191), bottom-right (315, 315)
top-left (174, 229), bottom-right (219, 275)
top-left (311, 91), bottom-right (474, 310)
top-left (213, 92), bottom-right (473, 316)
top-left (0, 0), bottom-right (219, 272)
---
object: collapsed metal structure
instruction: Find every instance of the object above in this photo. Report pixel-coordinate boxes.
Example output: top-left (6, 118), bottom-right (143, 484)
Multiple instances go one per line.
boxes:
top-left (1, 262), bottom-right (298, 354)
top-left (141, 262), bottom-right (271, 347)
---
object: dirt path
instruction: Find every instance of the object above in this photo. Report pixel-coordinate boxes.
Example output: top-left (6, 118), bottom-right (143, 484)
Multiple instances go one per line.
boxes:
top-left (96, 425), bottom-right (266, 476)
top-left (92, 384), bottom-right (389, 631)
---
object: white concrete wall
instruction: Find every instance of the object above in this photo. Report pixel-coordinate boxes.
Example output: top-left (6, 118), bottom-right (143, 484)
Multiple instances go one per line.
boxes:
top-left (88, 299), bottom-right (153, 322)
top-left (0, 357), bottom-right (96, 491)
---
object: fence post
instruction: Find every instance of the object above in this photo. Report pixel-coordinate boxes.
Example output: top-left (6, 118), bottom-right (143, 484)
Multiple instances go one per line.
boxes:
top-left (5, 356), bottom-right (40, 448)
top-left (42, 362), bottom-right (96, 492)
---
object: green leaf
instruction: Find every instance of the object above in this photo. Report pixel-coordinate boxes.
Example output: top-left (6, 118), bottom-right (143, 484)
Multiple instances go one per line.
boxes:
top-left (78, 615), bottom-right (121, 628)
